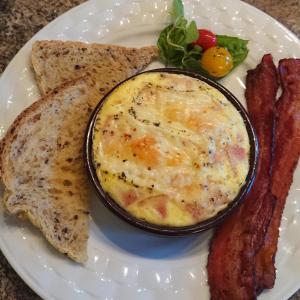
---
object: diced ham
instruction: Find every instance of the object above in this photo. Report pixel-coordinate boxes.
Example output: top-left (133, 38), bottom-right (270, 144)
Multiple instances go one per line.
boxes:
top-left (153, 196), bottom-right (167, 219)
top-left (185, 202), bottom-right (203, 220)
top-left (140, 195), bottom-right (168, 219)
top-left (237, 131), bottom-right (245, 143)
top-left (122, 190), bottom-right (138, 207)
top-left (226, 145), bottom-right (247, 168)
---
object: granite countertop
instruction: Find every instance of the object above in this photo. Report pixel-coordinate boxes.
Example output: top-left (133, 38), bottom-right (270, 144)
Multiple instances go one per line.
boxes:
top-left (0, 0), bottom-right (299, 299)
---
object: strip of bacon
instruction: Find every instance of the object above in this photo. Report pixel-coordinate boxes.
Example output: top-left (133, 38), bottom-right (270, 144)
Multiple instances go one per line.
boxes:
top-left (207, 54), bottom-right (278, 300)
top-left (255, 58), bottom-right (300, 292)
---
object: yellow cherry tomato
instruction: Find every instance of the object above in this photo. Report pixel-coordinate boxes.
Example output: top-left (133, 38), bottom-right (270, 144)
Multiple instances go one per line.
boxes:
top-left (201, 46), bottom-right (233, 77)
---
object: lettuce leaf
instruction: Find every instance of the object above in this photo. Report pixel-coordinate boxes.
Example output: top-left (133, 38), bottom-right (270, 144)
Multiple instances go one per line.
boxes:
top-left (171, 0), bottom-right (184, 22)
top-left (157, 0), bottom-right (249, 79)
top-left (216, 35), bottom-right (249, 67)
top-left (157, 14), bottom-right (200, 67)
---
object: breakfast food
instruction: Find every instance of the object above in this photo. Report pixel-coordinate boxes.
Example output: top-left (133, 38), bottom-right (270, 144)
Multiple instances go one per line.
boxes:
top-left (255, 58), bottom-right (300, 291)
top-left (0, 42), bottom-right (158, 262)
top-left (208, 56), bottom-right (300, 299)
top-left (157, 0), bottom-right (248, 78)
top-left (31, 40), bottom-right (158, 95)
top-left (92, 72), bottom-right (250, 227)
top-left (207, 54), bottom-right (278, 299)
top-left (0, 78), bottom-right (98, 263)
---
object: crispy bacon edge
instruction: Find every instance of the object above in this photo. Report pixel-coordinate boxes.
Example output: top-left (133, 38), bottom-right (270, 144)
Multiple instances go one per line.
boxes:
top-left (255, 58), bottom-right (300, 292)
top-left (207, 54), bottom-right (278, 300)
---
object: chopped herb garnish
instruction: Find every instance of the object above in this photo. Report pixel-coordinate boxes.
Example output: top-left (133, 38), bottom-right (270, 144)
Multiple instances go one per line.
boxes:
top-left (128, 107), bottom-right (137, 119)
top-left (118, 172), bottom-right (127, 182)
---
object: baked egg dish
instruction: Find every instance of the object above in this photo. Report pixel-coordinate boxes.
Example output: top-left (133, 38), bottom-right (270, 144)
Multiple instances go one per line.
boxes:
top-left (92, 72), bottom-right (250, 227)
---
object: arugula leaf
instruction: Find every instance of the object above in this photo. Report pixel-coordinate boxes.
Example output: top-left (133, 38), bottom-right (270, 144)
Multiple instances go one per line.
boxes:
top-left (157, 0), bottom-right (250, 79)
top-left (216, 35), bottom-right (249, 67)
top-left (182, 56), bottom-right (202, 72)
top-left (158, 22), bottom-right (186, 67)
top-left (157, 21), bottom-right (200, 67)
top-left (185, 20), bottom-right (198, 44)
top-left (166, 17), bottom-right (188, 52)
top-left (171, 0), bottom-right (184, 22)
top-left (182, 45), bottom-right (202, 69)
top-left (182, 57), bottom-right (212, 78)
top-left (157, 1), bottom-right (199, 68)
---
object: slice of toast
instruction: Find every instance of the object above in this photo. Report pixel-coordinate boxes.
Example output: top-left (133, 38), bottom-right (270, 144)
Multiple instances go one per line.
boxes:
top-left (0, 78), bottom-right (98, 263)
top-left (31, 40), bottom-right (158, 94)
top-left (0, 42), bottom-right (157, 262)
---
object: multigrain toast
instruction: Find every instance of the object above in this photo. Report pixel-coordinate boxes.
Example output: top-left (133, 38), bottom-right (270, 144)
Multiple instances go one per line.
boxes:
top-left (31, 40), bottom-right (158, 94)
top-left (0, 42), bottom-right (157, 262)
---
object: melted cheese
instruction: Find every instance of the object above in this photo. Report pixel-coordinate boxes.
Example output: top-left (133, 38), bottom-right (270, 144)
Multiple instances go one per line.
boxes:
top-left (92, 72), bottom-right (250, 226)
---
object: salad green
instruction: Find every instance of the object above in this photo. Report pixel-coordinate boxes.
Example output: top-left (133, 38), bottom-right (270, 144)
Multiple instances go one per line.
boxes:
top-left (157, 0), bottom-right (249, 78)
top-left (216, 35), bottom-right (249, 68)
top-left (157, 0), bottom-right (201, 68)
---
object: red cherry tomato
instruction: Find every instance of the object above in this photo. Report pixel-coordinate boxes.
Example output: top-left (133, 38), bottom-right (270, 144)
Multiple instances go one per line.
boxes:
top-left (193, 29), bottom-right (217, 50)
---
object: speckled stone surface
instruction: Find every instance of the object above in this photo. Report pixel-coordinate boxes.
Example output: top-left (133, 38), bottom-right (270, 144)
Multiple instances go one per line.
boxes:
top-left (0, 0), bottom-right (299, 299)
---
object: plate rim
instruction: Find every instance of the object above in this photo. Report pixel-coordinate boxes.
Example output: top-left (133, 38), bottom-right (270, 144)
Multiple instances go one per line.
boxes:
top-left (0, 0), bottom-right (299, 299)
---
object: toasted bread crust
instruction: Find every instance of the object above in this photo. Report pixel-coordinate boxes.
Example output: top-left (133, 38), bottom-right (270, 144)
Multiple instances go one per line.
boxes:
top-left (0, 41), bottom-right (157, 262)
top-left (0, 78), bottom-right (96, 262)
top-left (32, 40), bottom-right (158, 94)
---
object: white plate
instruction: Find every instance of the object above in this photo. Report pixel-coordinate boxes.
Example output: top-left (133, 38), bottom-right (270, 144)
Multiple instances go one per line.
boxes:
top-left (0, 0), bottom-right (300, 299)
